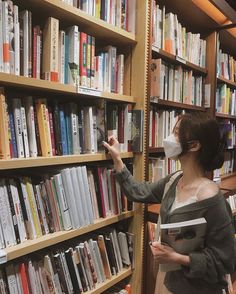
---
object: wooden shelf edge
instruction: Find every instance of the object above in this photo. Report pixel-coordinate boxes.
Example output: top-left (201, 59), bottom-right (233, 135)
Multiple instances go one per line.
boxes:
top-left (150, 98), bottom-right (206, 111)
top-left (5, 211), bottom-right (134, 261)
top-left (152, 46), bottom-right (207, 75)
top-left (221, 172), bottom-right (236, 181)
top-left (148, 147), bottom-right (164, 153)
top-left (0, 73), bottom-right (134, 103)
top-left (0, 152), bottom-right (133, 170)
top-left (215, 112), bottom-right (236, 120)
top-left (87, 268), bottom-right (132, 294)
top-left (28, 0), bottom-right (136, 44)
top-left (217, 76), bottom-right (236, 89)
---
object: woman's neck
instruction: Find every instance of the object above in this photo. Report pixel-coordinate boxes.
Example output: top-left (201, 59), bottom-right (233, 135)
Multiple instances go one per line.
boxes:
top-left (179, 155), bottom-right (205, 186)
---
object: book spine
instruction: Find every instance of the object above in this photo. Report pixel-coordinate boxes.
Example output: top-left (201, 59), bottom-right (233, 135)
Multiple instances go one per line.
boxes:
top-left (80, 32), bottom-right (87, 87)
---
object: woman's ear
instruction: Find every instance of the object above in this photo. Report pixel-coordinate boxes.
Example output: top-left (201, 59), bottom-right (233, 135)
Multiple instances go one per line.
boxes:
top-left (188, 141), bottom-right (201, 152)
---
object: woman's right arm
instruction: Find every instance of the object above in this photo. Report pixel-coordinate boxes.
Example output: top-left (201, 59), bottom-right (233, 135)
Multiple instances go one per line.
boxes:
top-left (102, 137), bottom-right (170, 204)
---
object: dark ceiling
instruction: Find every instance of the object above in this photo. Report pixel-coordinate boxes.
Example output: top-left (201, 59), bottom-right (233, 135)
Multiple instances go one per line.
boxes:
top-left (225, 0), bottom-right (236, 11)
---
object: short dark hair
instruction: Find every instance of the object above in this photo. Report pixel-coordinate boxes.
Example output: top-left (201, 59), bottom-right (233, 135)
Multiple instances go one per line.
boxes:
top-left (178, 112), bottom-right (225, 171)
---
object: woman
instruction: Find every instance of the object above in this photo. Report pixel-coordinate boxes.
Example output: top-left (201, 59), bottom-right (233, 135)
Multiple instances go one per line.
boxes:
top-left (103, 112), bottom-right (235, 294)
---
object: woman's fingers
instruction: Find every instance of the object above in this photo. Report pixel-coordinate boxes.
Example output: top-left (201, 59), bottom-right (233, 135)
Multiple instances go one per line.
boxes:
top-left (102, 141), bottom-right (111, 150)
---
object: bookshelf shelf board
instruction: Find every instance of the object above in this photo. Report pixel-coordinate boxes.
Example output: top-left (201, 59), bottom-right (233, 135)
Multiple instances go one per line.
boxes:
top-left (86, 268), bottom-right (132, 294)
top-left (150, 99), bottom-right (206, 111)
top-left (217, 77), bottom-right (236, 89)
top-left (152, 46), bottom-right (207, 75)
top-left (220, 174), bottom-right (236, 192)
top-left (5, 211), bottom-right (134, 261)
top-left (215, 112), bottom-right (236, 120)
top-left (0, 152), bottom-right (133, 170)
top-left (0, 73), bottom-right (134, 103)
top-left (26, 0), bottom-right (136, 45)
top-left (148, 147), bottom-right (164, 153)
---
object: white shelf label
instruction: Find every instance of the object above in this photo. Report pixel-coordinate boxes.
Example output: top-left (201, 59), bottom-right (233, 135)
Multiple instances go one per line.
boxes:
top-left (77, 86), bottom-right (102, 97)
top-left (0, 249), bottom-right (7, 264)
top-left (176, 56), bottom-right (186, 64)
top-left (152, 45), bottom-right (160, 53)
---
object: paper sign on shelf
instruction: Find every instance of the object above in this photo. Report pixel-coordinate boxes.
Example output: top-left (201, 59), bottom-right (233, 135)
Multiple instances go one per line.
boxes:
top-left (0, 249), bottom-right (7, 264)
top-left (77, 86), bottom-right (102, 97)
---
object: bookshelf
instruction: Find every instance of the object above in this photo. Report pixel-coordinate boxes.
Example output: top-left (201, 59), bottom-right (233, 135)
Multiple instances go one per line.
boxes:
top-left (145, 0), bottom-right (236, 293)
top-left (0, 0), bottom-right (149, 293)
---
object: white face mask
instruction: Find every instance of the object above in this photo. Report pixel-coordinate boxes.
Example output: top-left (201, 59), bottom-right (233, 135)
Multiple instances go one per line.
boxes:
top-left (163, 134), bottom-right (182, 160)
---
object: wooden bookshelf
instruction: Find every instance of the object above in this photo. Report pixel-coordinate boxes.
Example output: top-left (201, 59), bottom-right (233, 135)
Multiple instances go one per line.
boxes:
top-left (23, 0), bottom-right (136, 46)
top-left (86, 268), bottom-right (132, 294)
top-left (150, 98), bottom-right (206, 111)
top-left (0, 152), bottom-right (133, 170)
top-left (152, 46), bottom-right (208, 76)
top-left (149, 147), bottom-right (164, 154)
top-left (215, 112), bottom-right (236, 120)
top-left (5, 211), bottom-right (134, 261)
top-left (217, 76), bottom-right (236, 89)
top-left (0, 73), bottom-right (135, 103)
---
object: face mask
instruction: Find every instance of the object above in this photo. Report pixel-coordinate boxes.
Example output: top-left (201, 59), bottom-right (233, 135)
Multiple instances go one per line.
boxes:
top-left (163, 134), bottom-right (182, 159)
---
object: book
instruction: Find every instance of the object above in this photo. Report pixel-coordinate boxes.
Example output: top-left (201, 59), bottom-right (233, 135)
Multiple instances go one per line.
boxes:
top-left (159, 217), bottom-right (207, 272)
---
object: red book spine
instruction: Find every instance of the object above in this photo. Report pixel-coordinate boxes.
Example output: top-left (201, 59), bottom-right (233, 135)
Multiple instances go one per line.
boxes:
top-left (19, 263), bottom-right (30, 294)
top-left (152, 109), bottom-right (155, 147)
top-left (80, 32), bottom-right (87, 87)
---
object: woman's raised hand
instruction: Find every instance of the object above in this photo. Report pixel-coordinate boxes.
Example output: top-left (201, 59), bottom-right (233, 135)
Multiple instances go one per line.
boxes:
top-left (102, 136), bottom-right (124, 172)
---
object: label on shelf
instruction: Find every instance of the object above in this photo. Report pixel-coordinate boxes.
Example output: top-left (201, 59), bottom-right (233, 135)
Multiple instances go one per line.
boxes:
top-left (77, 86), bottom-right (102, 97)
top-left (176, 56), bottom-right (186, 64)
top-left (0, 250), bottom-right (7, 264)
top-left (152, 45), bottom-right (160, 53)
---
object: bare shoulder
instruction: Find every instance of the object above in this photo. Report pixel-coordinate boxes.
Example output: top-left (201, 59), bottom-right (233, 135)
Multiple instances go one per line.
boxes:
top-left (196, 180), bottom-right (219, 201)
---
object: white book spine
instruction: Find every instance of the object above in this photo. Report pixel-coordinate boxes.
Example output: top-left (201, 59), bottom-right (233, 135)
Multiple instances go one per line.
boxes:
top-left (27, 261), bottom-right (42, 294)
top-left (0, 219), bottom-right (5, 249)
top-left (81, 166), bottom-right (94, 224)
top-left (59, 30), bottom-right (65, 84)
top-left (117, 54), bottom-right (124, 94)
top-left (0, 180), bottom-right (16, 246)
top-left (67, 25), bottom-right (79, 86)
top-left (21, 10), bottom-right (29, 77)
top-left (13, 5), bottom-right (20, 75)
top-left (21, 105), bottom-right (30, 158)
top-left (35, 184), bottom-right (49, 234)
top-left (12, 98), bottom-right (24, 158)
top-left (9, 179), bottom-right (27, 243)
top-left (60, 252), bottom-right (74, 293)
top-left (24, 96), bottom-right (38, 157)
top-left (70, 107), bottom-right (80, 154)
top-left (61, 168), bottom-right (80, 228)
top-left (6, 265), bottom-right (18, 294)
top-left (53, 174), bottom-right (72, 231)
top-left (2, 1), bottom-right (10, 73)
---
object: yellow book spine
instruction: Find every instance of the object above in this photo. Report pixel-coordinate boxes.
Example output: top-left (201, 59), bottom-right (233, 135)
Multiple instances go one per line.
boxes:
top-left (25, 177), bottom-right (42, 238)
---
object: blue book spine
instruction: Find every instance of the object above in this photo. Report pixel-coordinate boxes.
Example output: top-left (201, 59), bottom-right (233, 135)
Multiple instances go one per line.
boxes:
top-left (64, 34), bottom-right (69, 85)
top-left (65, 107), bottom-right (73, 155)
top-left (59, 106), bottom-right (68, 155)
top-left (9, 108), bottom-right (18, 158)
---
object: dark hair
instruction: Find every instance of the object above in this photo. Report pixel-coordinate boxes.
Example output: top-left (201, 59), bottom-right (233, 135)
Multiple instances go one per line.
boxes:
top-left (177, 112), bottom-right (225, 171)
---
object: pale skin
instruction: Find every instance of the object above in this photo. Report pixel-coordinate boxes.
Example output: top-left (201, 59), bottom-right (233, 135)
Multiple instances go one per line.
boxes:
top-left (102, 120), bottom-right (219, 267)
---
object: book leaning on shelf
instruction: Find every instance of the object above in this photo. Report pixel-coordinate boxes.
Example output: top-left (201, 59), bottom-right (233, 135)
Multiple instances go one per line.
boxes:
top-left (150, 217), bottom-right (207, 272)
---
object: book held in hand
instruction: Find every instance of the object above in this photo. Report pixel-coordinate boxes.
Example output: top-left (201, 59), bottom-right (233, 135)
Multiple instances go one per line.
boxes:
top-left (159, 217), bottom-right (207, 272)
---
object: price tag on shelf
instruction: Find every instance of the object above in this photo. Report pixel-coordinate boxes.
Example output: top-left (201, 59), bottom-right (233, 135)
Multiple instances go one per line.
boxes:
top-left (152, 45), bottom-right (160, 53)
top-left (176, 56), bottom-right (186, 64)
top-left (0, 249), bottom-right (7, 264)
top-left (77, 86), bottom-right (102, 97)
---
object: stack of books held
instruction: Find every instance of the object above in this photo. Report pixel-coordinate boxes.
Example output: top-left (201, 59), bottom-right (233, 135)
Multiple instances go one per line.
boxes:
top-left (0, 227), bottom-right (135, 293)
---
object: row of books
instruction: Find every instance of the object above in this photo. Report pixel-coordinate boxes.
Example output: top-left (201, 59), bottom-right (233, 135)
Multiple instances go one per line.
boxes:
top-left (152, 3), bottom-right (206, 67)
top-left (150, 59), bottom-right (204, 106)
top-left (149, 109), bottom-right (184, 148)
top-left (104, 284), bottom-right (131, 294)
top-left (219, 121), bottom-right (236, 149)
top-left (0, 164), bottom-right (132, 249)
top-left (217, 46), bottom-right (236, 82)
top-left (227, 194), bottom-right (236, 212)
top-left (0, 3), bottom-right (125, 94)
top-left (216, 85), bottom-right (236, 116)
top-left (0, 90), bottom-right (136, 159)
top-left (0, 227), bottom-right (134, 293)
top-left (148, 157), bottom-right (181, 182)
top-left (61, 0), bottom-right (135, 34)
top-left (213, 151), bottom-right (235, 179)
